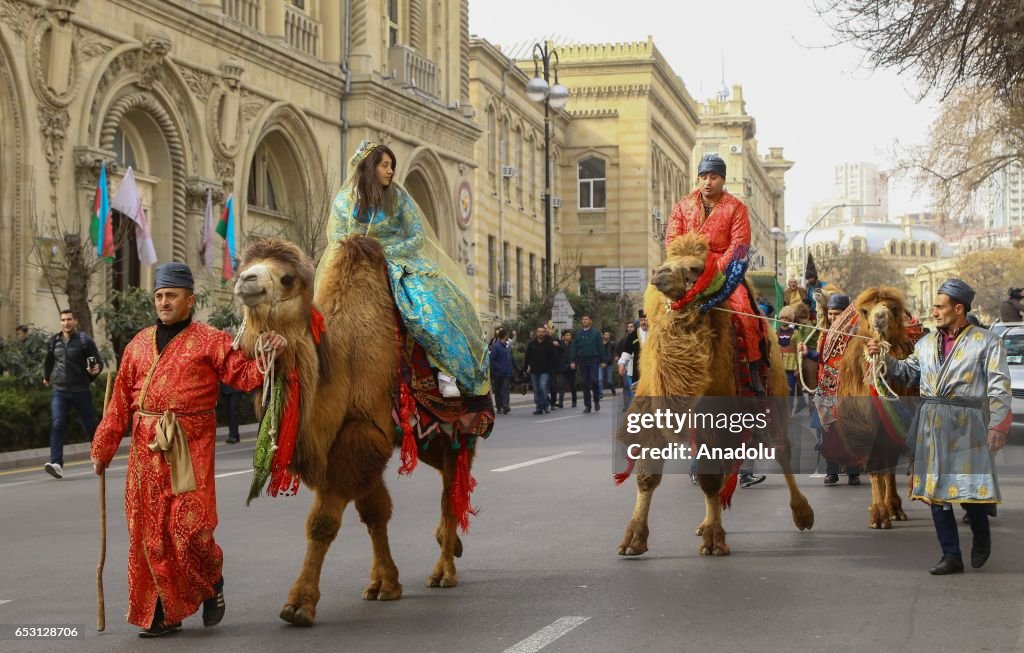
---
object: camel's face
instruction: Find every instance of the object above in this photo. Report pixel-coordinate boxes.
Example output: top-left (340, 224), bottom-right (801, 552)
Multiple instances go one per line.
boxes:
top-left (651, 255), bottom-right (704, 300)
top-left (855, 290), bottom-right (906, 341)
top-left (235, 260), bottom-right (304, 308)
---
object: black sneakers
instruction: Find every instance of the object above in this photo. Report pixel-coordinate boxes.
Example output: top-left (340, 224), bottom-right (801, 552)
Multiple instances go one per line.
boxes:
top-left (824, 474), bottom-right (839, 485)
top-left (971, 535), bottom-right (991, 569)
top-left (929, 555), bottom-right (964, 575)
top-left (138, 621), bottom-right (182, 638)
top-left (740, 474), bottom-right (766, 488)
top-left (203, 583), bottom-right (226, 627)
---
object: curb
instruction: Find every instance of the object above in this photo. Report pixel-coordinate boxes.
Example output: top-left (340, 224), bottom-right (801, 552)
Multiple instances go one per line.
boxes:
top-left (0, 423), bottom-right (260, 472)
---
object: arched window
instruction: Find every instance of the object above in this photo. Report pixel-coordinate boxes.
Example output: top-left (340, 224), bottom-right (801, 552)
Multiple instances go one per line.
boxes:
top-left (578, 156), bottom-right (606, 209)
top-left (486, 107), bottom-right (496, 176)
top-left (911, 242), bottom-right (917, 256)
top-left (112, 126), bottom-right (139, 171)
top-left (930, 243), bottom-right (937, 257)
top-left (890, 241), bottom-right (896, 255)
top-left (515, 127), bottom-right (523, 205)
top-left (900, 242), bottom-right (907, 256)
top-left (247, 143), bottom-right (280, 211)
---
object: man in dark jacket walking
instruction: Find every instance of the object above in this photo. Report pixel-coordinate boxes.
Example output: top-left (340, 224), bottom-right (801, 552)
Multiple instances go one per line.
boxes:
top-left (570, 314), bottom-right (604, 413)
top-left (42, 308), bottom-right (103, 478)
top-left (524, 325), bottom-right (558, 414)
top-left (557, 330), bottom-right (577, 408)
top-left (489, 328), bottom-right (514, 414)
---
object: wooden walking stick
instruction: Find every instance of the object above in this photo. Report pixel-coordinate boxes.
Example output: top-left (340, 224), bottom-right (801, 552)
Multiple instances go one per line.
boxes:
top-left (97, 371), bottom-right (114, 632)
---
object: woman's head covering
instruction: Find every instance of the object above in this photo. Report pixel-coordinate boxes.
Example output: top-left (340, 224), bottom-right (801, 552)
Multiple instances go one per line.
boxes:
top-left (154, 262), bottom-right (194, 291)
top-left (938, 278), bottom-right (975, 310)
top-left (697, 154), bottom-right (727, 178)
top-left (349, 139), bottom-right (378, 169)
top-left (779, 305), bottom-right (796, 322)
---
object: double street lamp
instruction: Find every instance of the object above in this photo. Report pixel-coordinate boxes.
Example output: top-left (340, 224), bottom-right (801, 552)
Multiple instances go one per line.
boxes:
top-left (800, 202), bottom-right (880, 282)
top-left (525, 42), bottom-right (570, 296)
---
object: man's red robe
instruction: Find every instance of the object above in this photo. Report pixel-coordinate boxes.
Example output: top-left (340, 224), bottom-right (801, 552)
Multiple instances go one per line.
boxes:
top-left (666, 188), bottom-right (763, 362)
top-left (91, 322), bottom-right (263, 628)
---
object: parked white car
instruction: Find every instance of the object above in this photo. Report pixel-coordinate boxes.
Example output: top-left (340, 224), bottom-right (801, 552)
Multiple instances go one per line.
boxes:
top-left (1003, 325), bottom-right (1024, 424)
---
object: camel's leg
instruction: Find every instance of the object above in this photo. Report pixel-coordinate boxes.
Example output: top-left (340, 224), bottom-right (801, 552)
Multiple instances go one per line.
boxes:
top-left (868, 472), bottom-right (892, 529)
top-left (774, 449), bottom-right (815, 531)
top-left (617, 472), bottom-right (662, 556)
top-left (354, 482), bottom-right (403, 601)
top-left (696, 484), bottom-right (714, 537)
top-left (424, 445), bottom-right (472, 588)
top-left (280, 490), bottom-right (348, 627)
top-left (884, 471), bottom-right (907, 522)
top-left (697, 474), bottom-right (728, 556)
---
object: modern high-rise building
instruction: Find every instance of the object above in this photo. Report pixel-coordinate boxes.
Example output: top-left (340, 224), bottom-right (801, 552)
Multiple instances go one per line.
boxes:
top-left (808, 161), bottom-right (889, 227)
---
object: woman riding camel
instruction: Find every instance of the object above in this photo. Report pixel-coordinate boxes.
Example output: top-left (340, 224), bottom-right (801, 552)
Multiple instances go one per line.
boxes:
top-left (316, 140), bottom-right (490, 398)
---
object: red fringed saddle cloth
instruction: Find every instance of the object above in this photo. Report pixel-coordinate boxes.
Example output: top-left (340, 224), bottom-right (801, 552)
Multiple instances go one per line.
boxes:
top-left (391, 314), bottom-right (494, 533)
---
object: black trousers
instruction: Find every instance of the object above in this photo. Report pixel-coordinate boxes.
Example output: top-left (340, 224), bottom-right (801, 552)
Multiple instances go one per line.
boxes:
top-left (932, 503), bottom-right (990, 558)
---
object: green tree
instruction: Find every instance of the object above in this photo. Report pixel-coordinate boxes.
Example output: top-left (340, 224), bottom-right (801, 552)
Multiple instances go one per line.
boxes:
top-left (0, 326), bottom-right (49, 387)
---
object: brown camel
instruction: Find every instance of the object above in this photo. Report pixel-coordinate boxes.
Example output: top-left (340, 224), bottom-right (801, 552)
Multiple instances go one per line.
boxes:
top-left (233, 236), bottom-right (473, 627)
top-left (832, 286), bottom-right (919, 529)
top-left (616, 232), bottom-right (815, 557)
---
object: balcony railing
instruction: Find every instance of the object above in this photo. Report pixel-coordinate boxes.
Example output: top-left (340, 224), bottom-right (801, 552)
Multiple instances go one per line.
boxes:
top-left (284, 3), bottom-right (320, 57)
top-left (222, 0), bottom-right (261, 30)
top-left (388, 44), bottom-right (438, 98)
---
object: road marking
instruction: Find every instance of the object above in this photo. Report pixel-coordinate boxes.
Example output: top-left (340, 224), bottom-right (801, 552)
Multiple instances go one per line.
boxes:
top-left (0, 466), bottom-right (126, 489)
top-left (0, 600), bottom-right (11, 606)
top-left (491, 451), bottom-right (582, 472)
top-left (503, 616), bottom-right (590, 653)
top-left (536, 414), bottom-right (582, 424)
top-left (215, 469), bottom-right (253, 479)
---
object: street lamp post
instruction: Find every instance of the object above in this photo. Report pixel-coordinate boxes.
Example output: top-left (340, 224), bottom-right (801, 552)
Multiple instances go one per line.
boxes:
top-left (800, 203), bottom-right (879, 282)
top-left (526, 42), bottom-right (569, 296)
top-left (768, 226), bottom-right (786, 280)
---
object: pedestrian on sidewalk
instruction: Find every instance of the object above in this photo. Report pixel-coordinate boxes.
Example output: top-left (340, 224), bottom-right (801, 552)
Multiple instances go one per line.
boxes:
top-left (557, 330), bottom-right (577, 408)
top-left (42, 308), bottom-right (103, 479)
top-left (570, 314), bottom-right (603, 413)
top-left (524, 324), bottom-right (557, 415)
top-left (617, 321), bottom-right (636, 410)
top-left (218, 383), bottom-right (243, 443)
top-left (601, 329), bottom-right (617, 398)
top-left (90, 263), bottom-right (287, 637)
top-left (489, 328), bottom-right (513, 414)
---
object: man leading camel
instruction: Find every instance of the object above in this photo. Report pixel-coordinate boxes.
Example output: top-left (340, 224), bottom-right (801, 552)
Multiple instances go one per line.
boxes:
top-left (867, 279), bottom-right (1012, 575)
top-left (90, 263), bottom-right (286, 636)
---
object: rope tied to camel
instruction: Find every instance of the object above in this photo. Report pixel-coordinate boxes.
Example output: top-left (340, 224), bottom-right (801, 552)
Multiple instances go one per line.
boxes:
top-left (864, 339), bottom-right (903, 400)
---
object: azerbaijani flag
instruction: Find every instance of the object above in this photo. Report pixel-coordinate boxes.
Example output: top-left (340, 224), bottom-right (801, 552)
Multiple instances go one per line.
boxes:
top-left (89, 161), bottom-right (114, 260)
top-left (215, 194), bottom-right (237, 280)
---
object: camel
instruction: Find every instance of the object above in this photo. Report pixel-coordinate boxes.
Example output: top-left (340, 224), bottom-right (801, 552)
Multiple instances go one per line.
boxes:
top-left (616, 232), bottom-right (815, 557)
top-left (831, 286), bottom-right (919, 529)
top-left (233, 236), bottom-right (478, 627)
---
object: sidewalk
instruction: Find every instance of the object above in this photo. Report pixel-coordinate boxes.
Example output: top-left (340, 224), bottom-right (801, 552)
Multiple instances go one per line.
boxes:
top-left (0, 423), bottom-right (260, 472)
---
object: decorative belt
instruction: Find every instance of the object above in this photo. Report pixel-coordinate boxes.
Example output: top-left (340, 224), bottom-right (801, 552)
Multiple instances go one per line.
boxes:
top-left (137, 409), bottom-right (212, 494)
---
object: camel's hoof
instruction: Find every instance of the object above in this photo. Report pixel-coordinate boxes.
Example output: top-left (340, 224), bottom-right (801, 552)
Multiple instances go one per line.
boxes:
top-left (713, 545), bottom-right (730, 556)
top-left (894, 510), bottom-right (908, 522)
top-left (618, 546), bottom-right (646, 556)
top-left (792, 506), bottom-right (815, 531)
top-left (364, 583), bottom-right (402, 601)
top-left (698, 545), bottom-right (713, 556)
top-left (426, 574), bottom-right (457, 588)
top-left (695, 524), bottom-right (707, 536)
top-left (869, 522), bottom-right (880, 529)
top-left (881, 520), bottom-right (892, 530)
top-left (280, 604), bottom-right (314, 627)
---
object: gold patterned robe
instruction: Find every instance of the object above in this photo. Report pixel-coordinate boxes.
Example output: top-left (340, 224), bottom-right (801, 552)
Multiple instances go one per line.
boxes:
top-left (91, 322), bottom-right (264, 628)
top-left (885, 326), bottom-right (1013, 504)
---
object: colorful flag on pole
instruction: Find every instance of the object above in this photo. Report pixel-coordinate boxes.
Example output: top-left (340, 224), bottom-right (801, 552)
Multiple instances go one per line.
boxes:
top-left (215, 194), bottom-right (237, 280)
top-left (200, 188), bottom-right (215, 272)
top-left (110, 167), bottom-right (158, 266)
top-left (89, 162), bottom-right (114, 260)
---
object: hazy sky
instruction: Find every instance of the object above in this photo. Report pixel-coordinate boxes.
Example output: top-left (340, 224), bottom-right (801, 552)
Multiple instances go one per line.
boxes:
top-left (469, 0), bottom-right (939, 229)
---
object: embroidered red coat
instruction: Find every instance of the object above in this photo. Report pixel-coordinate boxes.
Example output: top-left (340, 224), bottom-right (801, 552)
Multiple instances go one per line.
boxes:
top-left (666, 188), bottom-right (763, 362)
top-left (91, 322), bottom-right (264, 628)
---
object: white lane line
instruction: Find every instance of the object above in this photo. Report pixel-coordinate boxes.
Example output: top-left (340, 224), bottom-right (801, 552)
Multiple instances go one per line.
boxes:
top-left (503, 616), bottom-right (590, 653)
top-left (536, 414), bottom-right (582, 424)
top-left (0, 466), bottom-right (126, 490)
top-left (491, 451), bottom-right (582, 473)
top-left (0, 600), bottom-right (11, 606)
top-left (215, 469), bottom-right (253, 479)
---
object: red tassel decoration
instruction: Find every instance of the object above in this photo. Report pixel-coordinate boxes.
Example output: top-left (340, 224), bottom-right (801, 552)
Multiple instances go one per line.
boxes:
top-left (309, 307), bottom-right (326, 345)
top-left (613, 457), bottom-right (635, 486)
top-left (719, 471), bottom-right (739, 509)
top-left (269, 369), bottom-right (301, 496)
top-left (397, 381), bottom-right (418, 475)
top-left (450, 444), bottom-right (478, 533)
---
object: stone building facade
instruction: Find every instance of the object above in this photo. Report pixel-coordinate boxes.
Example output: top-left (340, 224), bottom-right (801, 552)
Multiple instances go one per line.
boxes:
top-left (0, 0), bottom-right (475, 336)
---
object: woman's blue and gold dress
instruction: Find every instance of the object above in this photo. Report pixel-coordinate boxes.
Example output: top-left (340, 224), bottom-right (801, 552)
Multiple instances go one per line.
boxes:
top-left (317, 186), bottom-right (490, 396)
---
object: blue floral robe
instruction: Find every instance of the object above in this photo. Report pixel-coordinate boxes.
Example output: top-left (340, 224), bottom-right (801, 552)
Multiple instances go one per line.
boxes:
top-left (320, 186), bottom-right (490, 396)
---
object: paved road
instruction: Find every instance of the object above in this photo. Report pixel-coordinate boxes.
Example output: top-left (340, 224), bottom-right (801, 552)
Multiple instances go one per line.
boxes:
top-left (2, 399), bottom-right (1024, 652)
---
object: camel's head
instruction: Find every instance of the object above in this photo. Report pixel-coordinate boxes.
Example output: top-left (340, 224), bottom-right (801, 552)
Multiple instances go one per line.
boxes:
top-left (854, 285), bottom-right (907, 341)
top-left (651, 233), bottom-right (710, 300)
top-left (235, 239), bottom-right (315, 310)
